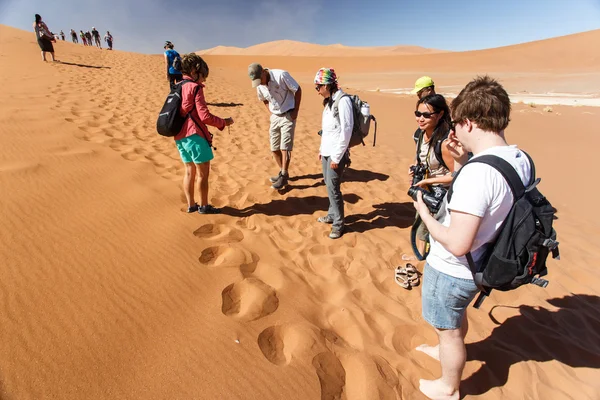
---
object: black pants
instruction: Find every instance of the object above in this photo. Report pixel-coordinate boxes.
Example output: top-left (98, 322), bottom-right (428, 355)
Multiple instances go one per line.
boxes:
top-left (169, 73), bottom-right (183, 91)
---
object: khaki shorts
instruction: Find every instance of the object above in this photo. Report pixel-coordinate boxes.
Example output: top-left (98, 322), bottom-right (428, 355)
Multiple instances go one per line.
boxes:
top-left (269, 112), bottom-right (296, 151)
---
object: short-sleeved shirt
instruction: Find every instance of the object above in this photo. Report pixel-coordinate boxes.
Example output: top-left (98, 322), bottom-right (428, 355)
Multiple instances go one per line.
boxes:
top-left (164, 49), bottom-right (181, 75)
top-left (256, 69), bottom-right (299, 115)
top-left (426, 145), bottom-right (532, 279)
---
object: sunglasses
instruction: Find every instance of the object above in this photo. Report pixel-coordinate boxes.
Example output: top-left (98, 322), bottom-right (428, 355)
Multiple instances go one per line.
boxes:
top-left (414, 111), bottom-right (438, 119)
top-left (315, 84), bottom-right (323, 91)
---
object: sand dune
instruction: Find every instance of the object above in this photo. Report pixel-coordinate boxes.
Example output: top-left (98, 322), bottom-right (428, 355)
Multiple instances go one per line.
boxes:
top-left (1, 24), bottom-right (599, 400)
top-left (198, 39), bottom-right (446, 57)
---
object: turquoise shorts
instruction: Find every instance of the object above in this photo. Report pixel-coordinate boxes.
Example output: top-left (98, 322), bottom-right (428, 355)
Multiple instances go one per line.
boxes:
top-left (176, 134), bottom-right (214, 164)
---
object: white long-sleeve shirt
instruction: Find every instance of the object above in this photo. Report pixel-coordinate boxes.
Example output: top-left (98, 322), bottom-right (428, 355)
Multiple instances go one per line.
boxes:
top-left (320, 90), bottom-right (353, 164)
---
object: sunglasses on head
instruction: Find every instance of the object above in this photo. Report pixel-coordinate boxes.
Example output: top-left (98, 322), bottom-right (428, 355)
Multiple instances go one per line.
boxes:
top-left (414, 110), bottom-right (438, 119)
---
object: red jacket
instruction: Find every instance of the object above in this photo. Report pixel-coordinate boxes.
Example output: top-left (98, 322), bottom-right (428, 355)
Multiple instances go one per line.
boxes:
top-left (175, 76), bottom-right (226, 142)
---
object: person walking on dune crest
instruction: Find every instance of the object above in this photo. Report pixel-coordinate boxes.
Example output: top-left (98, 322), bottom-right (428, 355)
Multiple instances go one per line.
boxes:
top-left (104, 31), bottom-right (113, 50)
top-left (248, 62), bottom-right (302, 190)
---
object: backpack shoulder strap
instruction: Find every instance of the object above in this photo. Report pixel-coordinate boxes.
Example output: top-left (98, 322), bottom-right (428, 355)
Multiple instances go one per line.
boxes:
top-left (331, 92), bottom-right (349, 118)
top-left (433, 130), bottom-right (450, 170)
top-left (447, 153), bottom-right (528, 202)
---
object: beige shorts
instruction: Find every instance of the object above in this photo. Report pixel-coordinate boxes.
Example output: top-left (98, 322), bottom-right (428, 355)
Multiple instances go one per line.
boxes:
top-left (269, 112), bottom-right (296, 151)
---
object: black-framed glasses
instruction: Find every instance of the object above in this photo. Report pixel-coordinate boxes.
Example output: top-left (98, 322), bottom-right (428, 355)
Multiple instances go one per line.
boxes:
top-left (315, 85), bottom-right (323, 91)
top-left (414, 110), bottom-right (438, 119)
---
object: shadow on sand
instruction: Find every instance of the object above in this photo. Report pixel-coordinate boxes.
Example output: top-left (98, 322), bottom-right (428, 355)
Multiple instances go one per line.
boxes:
top-left (281, 168), bottom-right (390, 193)
top-left (56, 61), bottom-right (111, 69)
top-left (207, 102), bottom-right (244, 107)
top-left (345, 202), bottom-right (414, 232)
top-left (220, 194), bottom-right (362, 218)
top-left (461, 294), bottom-right (600, 398)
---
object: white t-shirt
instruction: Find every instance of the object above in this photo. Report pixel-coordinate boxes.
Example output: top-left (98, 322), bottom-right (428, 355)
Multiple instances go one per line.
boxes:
top-left (256, 69), bottom-right (299, 115)
top-left (320, 90), bottom-right (353, 164)
top-left (427, 145), bottom-right (532, 279)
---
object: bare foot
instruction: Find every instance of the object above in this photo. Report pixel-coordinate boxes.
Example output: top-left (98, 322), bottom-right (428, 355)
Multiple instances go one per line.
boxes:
top-left (419, 379), bottom-right (459, 400)
top-left (416, 344), bottom-right (440, 361)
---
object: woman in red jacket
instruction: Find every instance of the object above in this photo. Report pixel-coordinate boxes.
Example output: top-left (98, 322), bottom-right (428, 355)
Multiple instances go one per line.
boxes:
top-left (175, 54), bottom-right (234, 214)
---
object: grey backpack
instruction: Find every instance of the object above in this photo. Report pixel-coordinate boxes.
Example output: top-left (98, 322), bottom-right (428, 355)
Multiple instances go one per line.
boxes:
top-left (333, 93), bottom-right (377, 147)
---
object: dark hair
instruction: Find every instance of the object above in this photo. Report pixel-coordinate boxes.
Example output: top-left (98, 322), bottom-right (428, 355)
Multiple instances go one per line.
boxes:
top-left (419, 86), bottom-right (435, 97)
top-left (451, 75), bottom-right (511, 132)
top-left (35, 14), bottom-right (42, 24)
top-left (416, 94), bottom-right (451, 151)
top-left (322, 83), bottom-right (339, 107)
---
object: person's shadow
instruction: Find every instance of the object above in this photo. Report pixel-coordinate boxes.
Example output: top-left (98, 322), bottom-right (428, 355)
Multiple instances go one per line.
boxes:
top-left (207, 102), bottom-right (244, 107)
top-left (220, 194), bottom-right (362, 218)
top-left (345, 202), bottom-right (414, 232)
top-left (461, 294), bottom-right (600, 397)
top-left (56, 61), bottom-right (111, 69)
top-left (282, 168), bottom-right (389, 192)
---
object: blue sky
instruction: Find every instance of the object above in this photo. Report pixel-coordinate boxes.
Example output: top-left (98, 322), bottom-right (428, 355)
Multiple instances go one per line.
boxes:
top-left (2, 0), bottom-right (599, 54)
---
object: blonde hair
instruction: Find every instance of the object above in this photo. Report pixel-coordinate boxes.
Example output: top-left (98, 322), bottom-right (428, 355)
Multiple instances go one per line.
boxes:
top-left (180, 53), bottom-right (209, 78)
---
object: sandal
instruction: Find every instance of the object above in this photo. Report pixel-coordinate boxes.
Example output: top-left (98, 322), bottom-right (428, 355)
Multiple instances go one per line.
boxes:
top-left (394, 264), bottom-right (421, 289)
top-left (394, 267), bottom-right (411, 289)
top-left (405, 263), bottom-right (421, 287)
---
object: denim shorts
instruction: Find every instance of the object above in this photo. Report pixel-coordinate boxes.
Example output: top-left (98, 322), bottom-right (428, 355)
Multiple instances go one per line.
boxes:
top-left (422, 263), bottom-right (479, 330)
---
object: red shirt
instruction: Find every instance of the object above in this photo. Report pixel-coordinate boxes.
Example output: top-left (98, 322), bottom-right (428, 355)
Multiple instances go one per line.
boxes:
top-left (175, 76), bottom-right (226, 141)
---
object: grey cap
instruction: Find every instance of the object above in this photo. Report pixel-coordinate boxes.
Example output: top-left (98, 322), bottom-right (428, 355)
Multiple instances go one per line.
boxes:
top-left (248, 63), bottom-right (263, 88)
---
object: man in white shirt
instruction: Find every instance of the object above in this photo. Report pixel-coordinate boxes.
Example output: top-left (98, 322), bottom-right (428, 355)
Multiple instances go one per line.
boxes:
top-left (413, 76), bottom-right (531, 400)
top-left (248, 63), bottom-right (302, 190)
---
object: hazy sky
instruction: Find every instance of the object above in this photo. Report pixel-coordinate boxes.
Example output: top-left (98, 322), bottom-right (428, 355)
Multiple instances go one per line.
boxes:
top-left (2, 0), bottom-right (600, 54)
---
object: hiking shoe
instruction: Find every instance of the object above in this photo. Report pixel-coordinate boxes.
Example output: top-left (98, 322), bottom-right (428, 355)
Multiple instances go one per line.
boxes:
top-left (329, 228), bottom-right (344, 239)
top-left (187, 203), bottom-right (199, 213)
top-left (271, 173), bottom-right (288, 190)
top-left (317, 215), bottom-right (334, 224)
top-left (198, 204), bottom-right (221, 214)
top-left (269, 171), bottom-right (282, 183)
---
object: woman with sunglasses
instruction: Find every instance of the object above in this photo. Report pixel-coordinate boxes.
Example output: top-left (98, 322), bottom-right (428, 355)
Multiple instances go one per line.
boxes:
top-left (410, 94), bottom-right (454, 188)
top-left (408, 94), bottom-right (454, 261)
top-left (314, 68), bottom-right (352, 239)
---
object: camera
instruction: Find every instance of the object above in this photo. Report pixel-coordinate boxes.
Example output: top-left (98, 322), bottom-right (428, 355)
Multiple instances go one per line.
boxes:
top-left (408, 185), bottom-right (447, 214)
top-left (410, 164), bottom-right (427, 186)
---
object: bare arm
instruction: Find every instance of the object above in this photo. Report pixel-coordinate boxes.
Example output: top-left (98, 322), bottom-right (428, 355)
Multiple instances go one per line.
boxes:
top-left (290, 86), bottom-right (302, 120)
top-left (262, 100), bottom-right (270, 114)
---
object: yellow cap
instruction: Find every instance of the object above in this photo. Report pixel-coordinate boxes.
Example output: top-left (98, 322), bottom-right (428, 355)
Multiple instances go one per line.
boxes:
top-left (411, 76), bottom-right (434, 94)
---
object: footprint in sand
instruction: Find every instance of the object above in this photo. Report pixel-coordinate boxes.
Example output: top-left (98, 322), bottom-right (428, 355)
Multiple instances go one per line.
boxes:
top-left (342, 354), bottom-right (400, 400)
top-left (193, 223), bottom-right (244, 243)
top-left (312, 352), bottom-right (346, 400)
top-left (198, 245), bottom-right (259, 274)
top-left (258, 325), bottom-right (290, 366)
top-left (221, 277), bottom-right (278, 321)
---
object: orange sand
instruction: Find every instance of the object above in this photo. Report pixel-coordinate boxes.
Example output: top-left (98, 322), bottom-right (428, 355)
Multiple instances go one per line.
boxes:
top-left (0, 25), bottom-right (598, 400)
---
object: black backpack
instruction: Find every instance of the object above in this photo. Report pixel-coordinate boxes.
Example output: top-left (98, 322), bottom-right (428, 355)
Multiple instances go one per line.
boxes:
top-left (448, 151), bottom-right (559, 308)
top-left (156, 80), bottom-right (194, 137)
